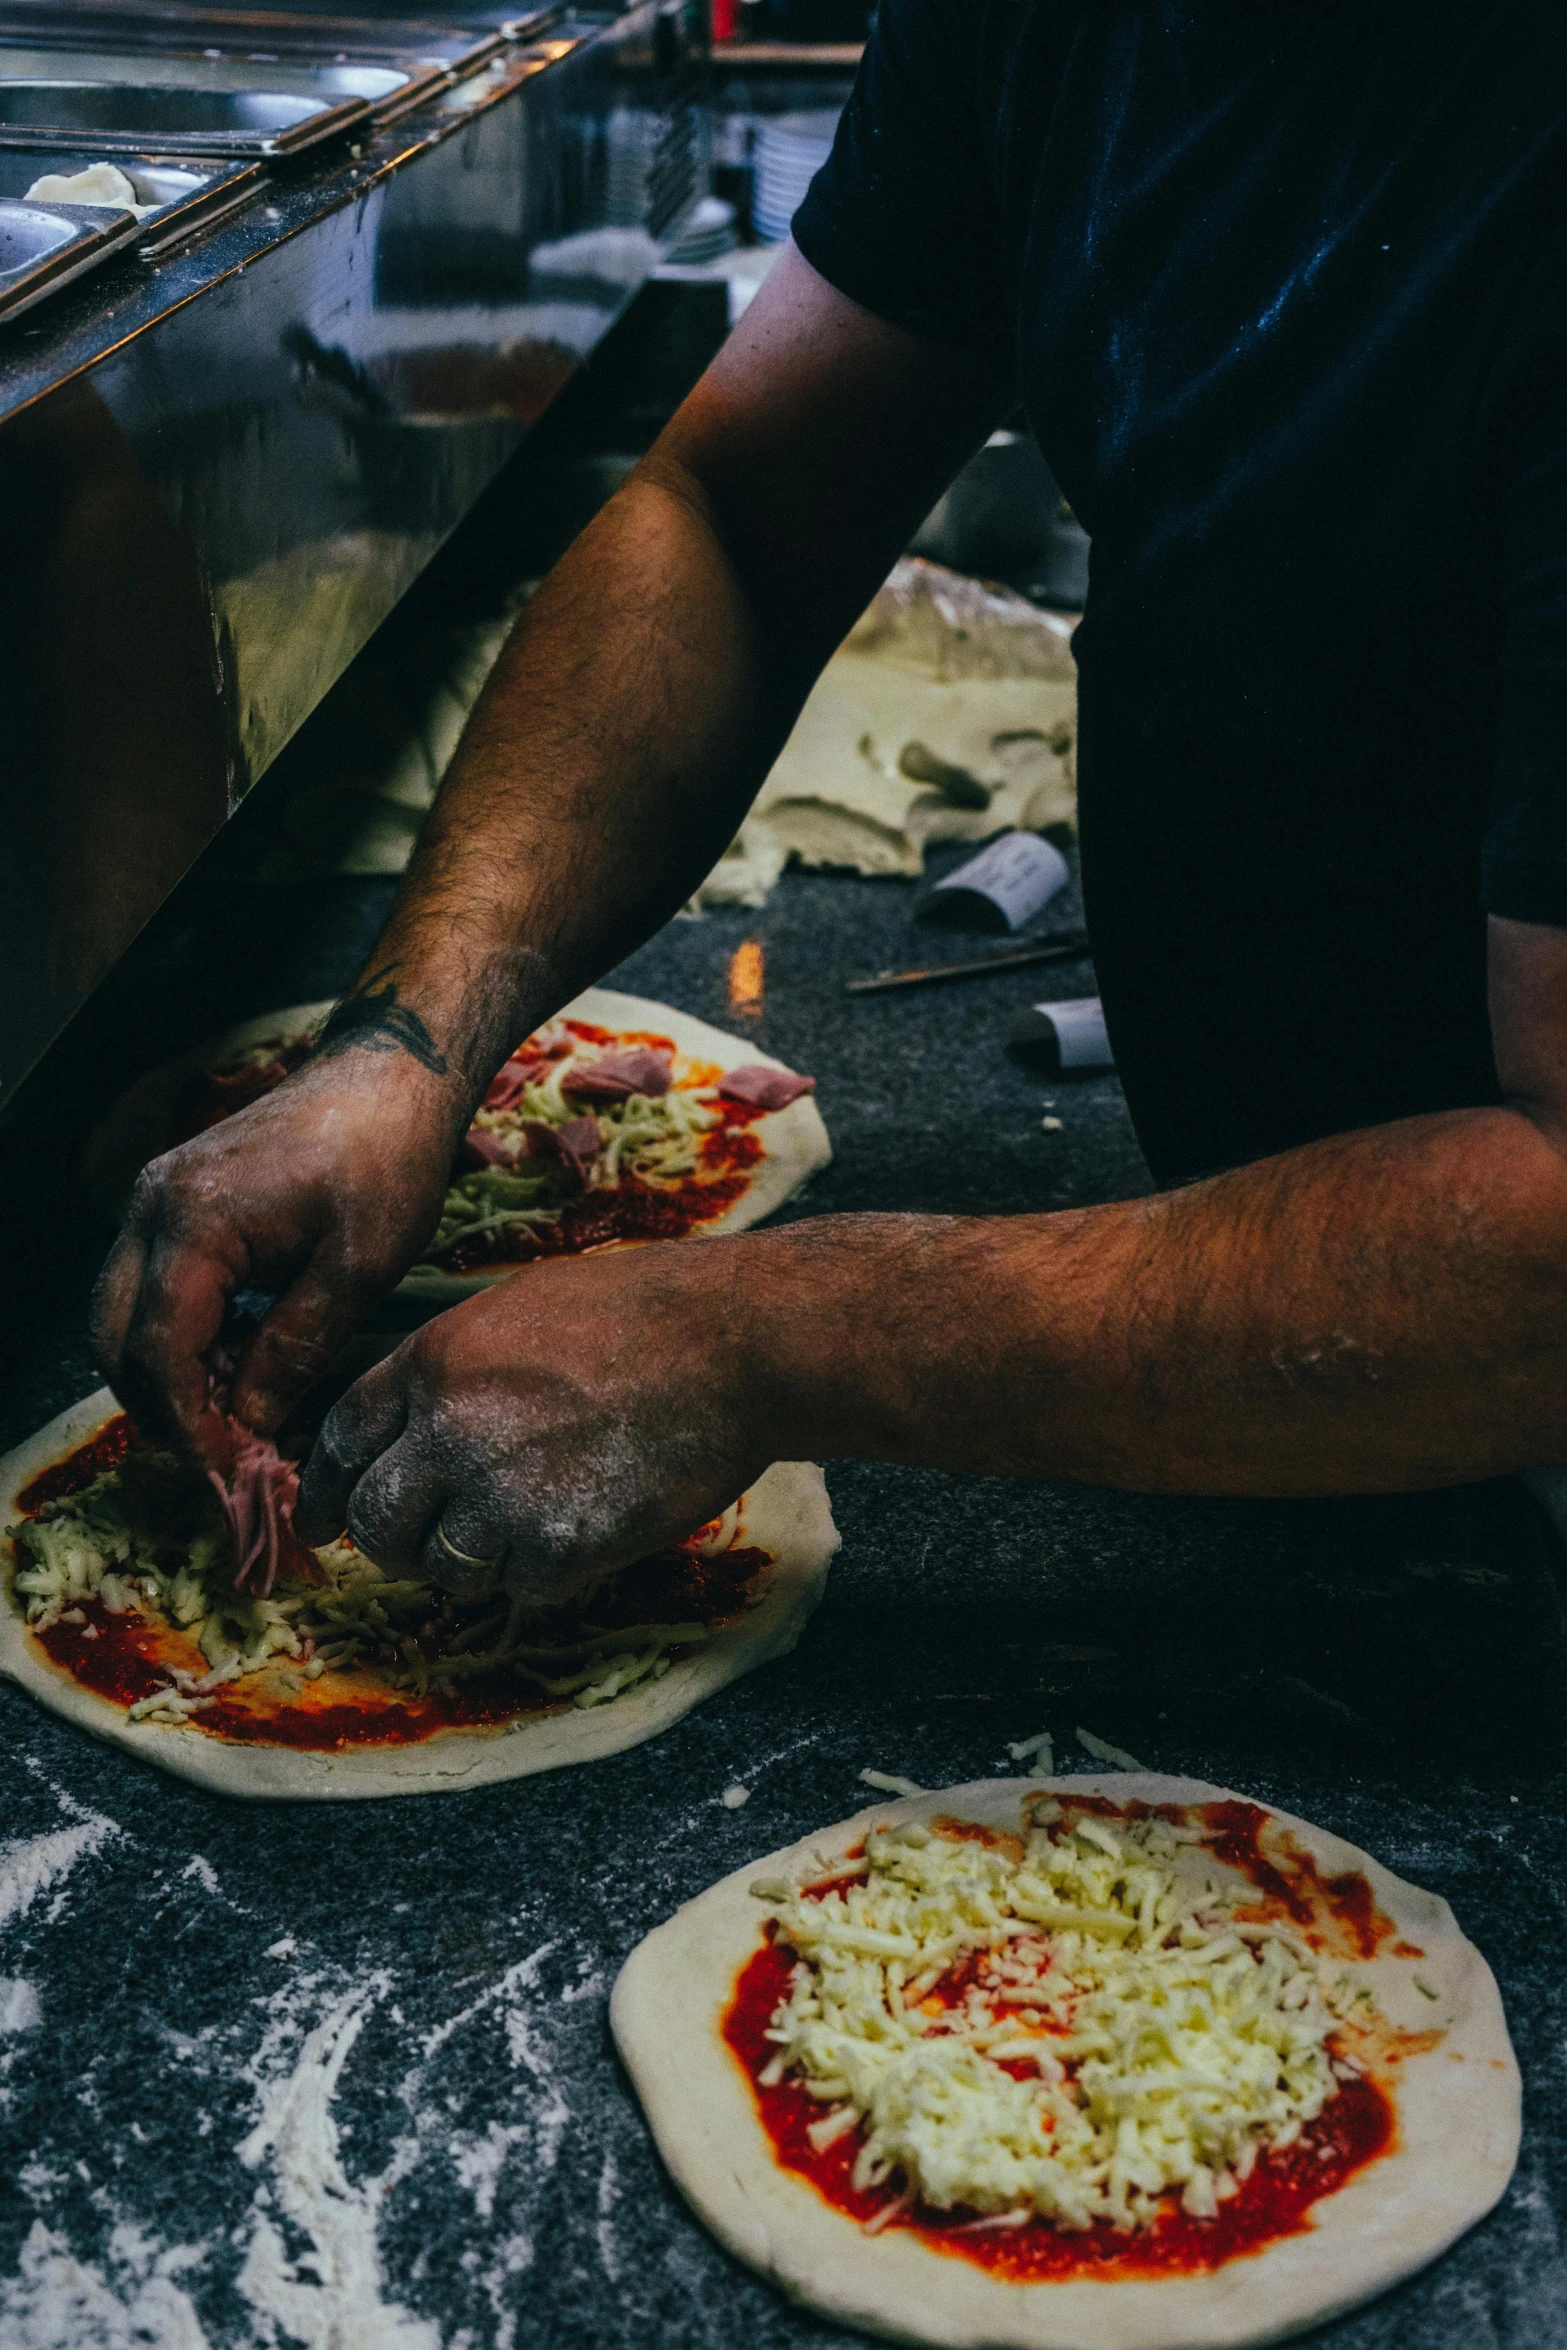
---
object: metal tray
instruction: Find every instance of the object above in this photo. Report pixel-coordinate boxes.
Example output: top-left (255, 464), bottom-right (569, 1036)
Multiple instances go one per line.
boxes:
top-left (0, 79), bottom-right (370, 155)
top-left (0, 30), bottom-right (510, 143)
top-left (0, 193), bottom-right (139, 320)
top-left (0, 149), bottom-right (260, 255)
top-left (0, 42), bottom-right (408, 97)
top-left (0, 4), bottom-right (548, 79)
top-left (0, 40), bottom-right (456, 155)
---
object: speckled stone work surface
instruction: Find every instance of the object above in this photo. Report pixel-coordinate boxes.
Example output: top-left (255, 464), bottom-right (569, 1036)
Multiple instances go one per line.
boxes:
top-left (0, 835), bottom-right (1563, 2349)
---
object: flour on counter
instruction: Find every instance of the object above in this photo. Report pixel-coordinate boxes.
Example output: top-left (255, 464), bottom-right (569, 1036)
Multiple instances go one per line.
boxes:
top-left (417, 1940), bottom-right (559, 2062)
top-left (0, 1818), bottom-right (117, 1934)
top-left (0, 2220), bottom-right (208, 2350)
top-left (0, 1815), bottom-right (117, 2120)
top-left (477, 2234), bottom-right (534, 2350)
top-left (0, 1980), bottom-right (40, 2034)
top-left (236, 1976), bottom-right (440, 2350)
top-left (594, 2154), bottom-right (621, 2284)
top-left (450, 2123), bottom-right (528, 2223)
top-left (0, 1769), bottom-right (642, 2350)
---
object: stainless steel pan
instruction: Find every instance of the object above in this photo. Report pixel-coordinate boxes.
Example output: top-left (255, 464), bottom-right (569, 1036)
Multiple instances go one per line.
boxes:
top-left (0, 148), bottom-right (261, 253)
top-left (0, 193), bottom-right (139, 319)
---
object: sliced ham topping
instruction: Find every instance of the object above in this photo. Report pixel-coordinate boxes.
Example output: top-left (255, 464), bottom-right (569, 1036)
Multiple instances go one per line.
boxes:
top-left (463, 1126), bottom-right (523, 1171)
top-left (519, 1115), bottom-right (600, 1187)
top-left (557, 1115), bottom-right (602, 1181)
top-left (717, 1063), bottom-right (816, 1111)
top-left (481, 1052), bottom-right (550, 1113)
top-left (208, 1420), bottom-right (322, 1598)
top-left (561, 1046), bottom-right (672, 1104)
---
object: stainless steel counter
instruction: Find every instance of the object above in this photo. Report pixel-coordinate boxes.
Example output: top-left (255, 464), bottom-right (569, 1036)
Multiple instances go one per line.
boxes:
top-left (0, 1), bottom-right (706, 1108)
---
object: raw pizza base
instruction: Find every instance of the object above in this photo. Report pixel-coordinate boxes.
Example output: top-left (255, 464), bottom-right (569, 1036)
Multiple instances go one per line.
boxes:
top-left (0, 1386), bottom-right (840, 1802)
top-left (82, 985), bottom-right (833, 1305)
top-left (611, 1775), bottom-right (1520, 2350)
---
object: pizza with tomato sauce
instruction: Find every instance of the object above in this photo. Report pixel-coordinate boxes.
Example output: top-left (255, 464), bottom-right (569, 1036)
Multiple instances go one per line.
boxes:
top-left (0, 1386), bottom-right (839, 1800)
top-left (612, 1776), bottom-right (1519, 2349)
top-left (84, 986), bottom-right (832, 1303)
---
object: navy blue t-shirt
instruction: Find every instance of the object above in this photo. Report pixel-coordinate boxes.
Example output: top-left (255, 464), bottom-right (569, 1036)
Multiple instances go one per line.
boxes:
top-left (794, 0), bottom-right (1567, 1181)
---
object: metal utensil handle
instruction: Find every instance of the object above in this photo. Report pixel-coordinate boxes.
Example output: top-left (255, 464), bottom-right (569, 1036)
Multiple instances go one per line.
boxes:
top-left (846, 932), bottom-right (1091, 997)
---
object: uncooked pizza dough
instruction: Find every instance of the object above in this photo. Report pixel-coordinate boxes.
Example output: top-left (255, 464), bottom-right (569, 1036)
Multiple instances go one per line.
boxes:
top-left (0, 1386), bottom-right (839, 1801)
top-left (84, 984), bottom-right (833, 1305)
top-left (612, 1775), bottom-right (1520, 2350)
top-left (24, 163), bottom-right (153, 215)
top-left (226, 555), bottom-right (1077, 905)
top-left (696, 561), bottom-right (1079, 907)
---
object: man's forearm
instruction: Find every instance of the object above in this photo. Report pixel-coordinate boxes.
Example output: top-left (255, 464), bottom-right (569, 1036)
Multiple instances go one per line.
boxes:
top-left (324, 459), bottom-right (802, 1104)
top-left (310, 249), bottom-right (1009, 1106)
top-left (743, 1105), bottom-right (1567, 1492)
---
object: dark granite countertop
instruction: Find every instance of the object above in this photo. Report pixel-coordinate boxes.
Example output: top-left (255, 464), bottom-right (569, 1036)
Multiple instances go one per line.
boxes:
top-left (0, 837), bottom-right (1563, 2348)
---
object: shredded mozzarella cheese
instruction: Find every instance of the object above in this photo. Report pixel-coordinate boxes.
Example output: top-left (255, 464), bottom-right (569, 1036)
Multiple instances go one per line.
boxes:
top-left (753, 1803), bottom-right (1346, 2231)
top-left (1075, 1727), bottom-right (1148, 1772)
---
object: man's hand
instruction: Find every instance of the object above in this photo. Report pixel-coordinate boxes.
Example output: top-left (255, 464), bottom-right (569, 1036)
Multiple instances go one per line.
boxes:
top-left (91, 1053), bottom-right (464, 1460)
top-left (293, 1241), bottom-right (769, 1603)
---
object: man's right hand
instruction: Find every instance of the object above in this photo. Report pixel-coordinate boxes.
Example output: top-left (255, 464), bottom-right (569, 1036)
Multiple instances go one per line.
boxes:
top-left (90, 1055), bottom-right (463, 1462)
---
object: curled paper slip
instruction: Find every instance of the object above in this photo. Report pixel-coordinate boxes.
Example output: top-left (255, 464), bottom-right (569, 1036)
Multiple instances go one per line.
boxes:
top-left (1007, 994), bottom-right (1114, 1073)
top-left (1043, 996), bottom-right (1112, 1068)
top-left (929, 832), bottom-right (1069, 931)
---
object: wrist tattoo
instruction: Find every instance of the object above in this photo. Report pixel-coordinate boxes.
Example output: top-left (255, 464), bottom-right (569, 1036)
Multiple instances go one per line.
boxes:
top-left (315, 969), bottom-right (450, 1077)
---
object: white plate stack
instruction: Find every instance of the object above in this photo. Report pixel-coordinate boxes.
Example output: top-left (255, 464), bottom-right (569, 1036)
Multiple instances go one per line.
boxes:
top-left (605, 102), bottom-right (660, 227)
top-left (665, 195), bottom-right (738, 264)
top-left (751, 110), bottom-right (839, 245)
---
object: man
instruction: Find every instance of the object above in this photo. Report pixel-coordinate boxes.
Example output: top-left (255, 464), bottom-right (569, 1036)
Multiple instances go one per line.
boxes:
top-left (94, 1), bottom-right (1567, 1600)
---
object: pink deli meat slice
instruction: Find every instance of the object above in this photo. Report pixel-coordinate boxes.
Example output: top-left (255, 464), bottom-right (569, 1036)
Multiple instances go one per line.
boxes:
top-left (518, 1115), bottom-right (600, 1187)
top-left (481, 1052), bottom-right (550, 1113)
top-left (716, 1063), bottom-right (816, 1112)
top-left (556, 1116), bottom-right (602, 1181)
top-left (561, 1047), bottom-right (672, 1104)
top-left (463, 1126), bottom-right (523, 1171)
top-left (462, 1113), bottom-right (601, 1182)
top-left (208, 1421), bottom-right (320, 1598)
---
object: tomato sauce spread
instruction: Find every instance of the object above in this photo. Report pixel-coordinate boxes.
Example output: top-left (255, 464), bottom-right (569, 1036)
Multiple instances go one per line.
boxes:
top-left (1041, 1794), bottom-right (1406, 1962)
top-left (1198, 1800), bottom-right (1403, 1960)
top-left (18, 1416), bottom-right (136, 1512)
top-left (722, 1800), bottom-right (1400, 2281)
top-left (14, 1422), bottom-right (773, 1751)
top-left (435, 1102), bottom-right (766, 1273)
top-left (30, 1598), bottom-right (600, 1749)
